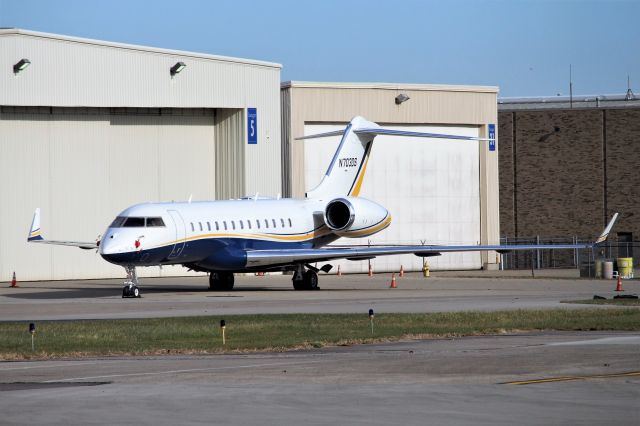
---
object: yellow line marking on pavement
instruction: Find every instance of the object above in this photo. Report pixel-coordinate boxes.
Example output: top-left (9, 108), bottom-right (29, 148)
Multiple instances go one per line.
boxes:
top-left (505, 371), bottom-right (640, 385)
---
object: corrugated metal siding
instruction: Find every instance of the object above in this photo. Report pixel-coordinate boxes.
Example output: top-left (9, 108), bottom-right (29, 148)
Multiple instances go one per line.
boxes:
top-left (215, 109), bottom-right (245, 199)
top-left (0, 108), bottom-right (216, 281)
top-left (0, 32), bottom-right (281, 109)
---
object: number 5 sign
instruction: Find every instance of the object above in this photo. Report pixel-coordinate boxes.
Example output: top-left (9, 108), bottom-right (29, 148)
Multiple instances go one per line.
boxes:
top-left (247, 108), bottom-right (257, 144)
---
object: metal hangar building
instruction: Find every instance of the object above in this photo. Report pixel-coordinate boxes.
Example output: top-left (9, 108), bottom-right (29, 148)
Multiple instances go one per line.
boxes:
top-left (0, 29), bottom-right (282, 281)
top-left (281, 81), bottom-right (500, 273)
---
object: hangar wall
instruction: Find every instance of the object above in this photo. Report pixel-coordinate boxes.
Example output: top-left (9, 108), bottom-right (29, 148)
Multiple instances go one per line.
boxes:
top-left (498, 103), bottom-right (640, 252)
top-left (0, 29), bottom-right (282, 281)
top-left (281, 82), bottom-right (500, 271)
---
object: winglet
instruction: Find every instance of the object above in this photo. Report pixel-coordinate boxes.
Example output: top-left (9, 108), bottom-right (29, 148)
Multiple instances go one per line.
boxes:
top-left (595, 213), bottom-right (619, 245)
top-left (28, 208), bottom-right (44, 241)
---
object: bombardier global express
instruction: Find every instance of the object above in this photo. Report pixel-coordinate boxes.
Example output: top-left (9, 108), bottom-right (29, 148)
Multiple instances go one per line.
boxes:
top-left (28, 116), bottom-right (618, 298)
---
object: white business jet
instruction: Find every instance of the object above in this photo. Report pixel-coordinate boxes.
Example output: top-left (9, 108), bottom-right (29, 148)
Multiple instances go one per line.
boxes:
top-left (28, 116), bottom-right (618, 298)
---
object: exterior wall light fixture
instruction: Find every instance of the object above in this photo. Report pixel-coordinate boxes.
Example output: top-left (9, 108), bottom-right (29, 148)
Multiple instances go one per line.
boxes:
top-left (170, 61), bottom-right (186, 76)
top-left (13, 58), bottom-right (31, 73)
top-left (395, 93), bottom-right (410, 105)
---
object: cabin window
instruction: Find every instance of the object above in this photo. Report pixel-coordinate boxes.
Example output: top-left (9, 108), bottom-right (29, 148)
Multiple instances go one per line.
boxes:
top-left (239, 220), bottom-right (244, 230)
top-left (264, 219), bottom-right (269, 228)
top-left (272, 219), bottom-right (277, 228)
top-left (207, 222), bottom-right (211, 231)
top-left (146, 217), bottom-right (165, 227)
top-left (247, 220), bottom-right (252, 230)
top-left (223, 221), bottom-right (227, 231)
top-left (231, 221), bottom-right (236, 230)
top-left (190, 222), bottom-right (195, 232)
top-left (280, 218), bottom-right (285, 227)
top-left (198, 222), bottom-right (203, 231)
top-left (288, 218), bottom-right (292, 227)
top-left (256, 220), bottom-right (260, 229)
top-left (215, 221), bottom-right (219, 231)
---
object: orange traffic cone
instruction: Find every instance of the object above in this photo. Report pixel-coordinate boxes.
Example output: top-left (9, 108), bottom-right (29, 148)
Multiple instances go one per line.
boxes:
top-left (10, 271), bottom-right (17, 288)
top-left (399, 265), bottom-right (405, 278)
top-left (615, 275), bottom-right (623, 292)
top-left (337, 265), bottom-right (342, 276)
top-left (368, 264), bottom-right (373, 277)
top-left (390, 273), bottom-right (397, 288)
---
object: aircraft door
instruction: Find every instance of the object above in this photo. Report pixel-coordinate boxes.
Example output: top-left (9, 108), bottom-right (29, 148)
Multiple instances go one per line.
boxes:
top-left (167, 210), bottom-right (186, 259)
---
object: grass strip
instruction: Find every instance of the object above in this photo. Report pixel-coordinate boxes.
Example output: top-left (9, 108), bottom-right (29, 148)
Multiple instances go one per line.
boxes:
top-left (1, 309), bottom-right (639, 360)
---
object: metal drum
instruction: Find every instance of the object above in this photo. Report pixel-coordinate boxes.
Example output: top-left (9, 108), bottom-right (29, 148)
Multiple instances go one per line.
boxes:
top-left (617, 257), bottom-right (634, 279)
top-left (603, 261), bottom-right (614, 279)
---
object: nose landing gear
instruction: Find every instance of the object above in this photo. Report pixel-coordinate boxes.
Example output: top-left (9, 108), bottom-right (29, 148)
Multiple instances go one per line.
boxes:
top-left (122, 265), bottom-right (141, 298)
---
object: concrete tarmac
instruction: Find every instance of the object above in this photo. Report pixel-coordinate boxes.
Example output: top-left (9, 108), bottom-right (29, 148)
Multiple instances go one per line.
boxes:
top-left (0, 271), bottom-right (638, 321)
top-left (1, 331), bottom-right (639, 425)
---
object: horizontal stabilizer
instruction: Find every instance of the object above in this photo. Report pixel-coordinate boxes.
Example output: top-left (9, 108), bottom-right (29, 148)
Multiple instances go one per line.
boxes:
top-left (354, 128), bottom-right (492, 142)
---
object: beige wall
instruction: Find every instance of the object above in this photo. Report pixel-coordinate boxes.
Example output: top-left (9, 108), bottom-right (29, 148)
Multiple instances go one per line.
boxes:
top-left (281, 82), bottom-right (500, 269)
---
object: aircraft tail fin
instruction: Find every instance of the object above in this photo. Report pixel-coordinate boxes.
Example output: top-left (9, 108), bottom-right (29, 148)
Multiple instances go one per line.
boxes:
top-left (28, 208), bottom-right (44, 241)
top-left (301, 116), bottom-right (378, 200)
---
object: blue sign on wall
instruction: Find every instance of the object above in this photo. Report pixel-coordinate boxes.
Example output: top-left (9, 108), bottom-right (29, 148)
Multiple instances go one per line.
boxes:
top-left (247, 108), bottom-right (257, 144)
top-left (488, 123), bottom-right (496, 151)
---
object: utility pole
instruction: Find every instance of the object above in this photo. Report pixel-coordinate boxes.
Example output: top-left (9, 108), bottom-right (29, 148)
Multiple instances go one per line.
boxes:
top-left (569, 64), bottom-right (573, 108)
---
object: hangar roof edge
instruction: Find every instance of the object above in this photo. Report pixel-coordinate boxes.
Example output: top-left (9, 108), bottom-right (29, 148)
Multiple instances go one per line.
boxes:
top-left (281, 81), bottom-right (499, 93)
top-left (0, 28), bottom-right (282, 69)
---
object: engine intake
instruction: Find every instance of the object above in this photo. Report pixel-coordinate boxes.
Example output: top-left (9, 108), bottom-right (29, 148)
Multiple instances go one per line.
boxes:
top-left (323, 197), bottom-right (390, 238)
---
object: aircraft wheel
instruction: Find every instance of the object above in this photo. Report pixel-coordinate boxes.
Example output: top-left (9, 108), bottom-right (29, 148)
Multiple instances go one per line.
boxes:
top-left (133, 286), bottom-right (140, 298)
top-left (303, 270), bottom-right (319, 290)
top-left (209, 272), bottom-right (234, 291)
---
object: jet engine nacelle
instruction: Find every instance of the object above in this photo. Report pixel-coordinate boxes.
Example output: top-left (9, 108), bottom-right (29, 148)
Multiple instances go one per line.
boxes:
top-left (324, 197), bottom-right (391, 238)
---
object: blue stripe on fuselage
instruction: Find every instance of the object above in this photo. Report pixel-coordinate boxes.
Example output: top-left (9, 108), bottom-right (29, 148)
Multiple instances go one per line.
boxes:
top-left (100, 235), bottom-right (339, 270)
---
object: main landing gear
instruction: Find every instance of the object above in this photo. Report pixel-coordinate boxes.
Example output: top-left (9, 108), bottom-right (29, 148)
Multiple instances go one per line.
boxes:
top-left (209, 272), bottom-right (235, 291)
top-left (292, 264), bottom-right (319, 291)
top-left (122, 265), bottom-right (141, 298)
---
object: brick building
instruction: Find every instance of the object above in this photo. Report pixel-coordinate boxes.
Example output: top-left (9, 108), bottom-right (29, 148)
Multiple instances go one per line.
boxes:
top-left (498, 95), bottom-right (640, 266)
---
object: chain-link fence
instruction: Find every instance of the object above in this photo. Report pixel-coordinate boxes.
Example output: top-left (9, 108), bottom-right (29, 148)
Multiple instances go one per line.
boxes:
top-left (499, 236), bottom-right (638, 270)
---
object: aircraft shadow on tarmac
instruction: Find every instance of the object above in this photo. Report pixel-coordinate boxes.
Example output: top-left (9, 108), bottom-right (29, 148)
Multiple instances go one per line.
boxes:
top-left (3, 284), bottom-right (295, 299)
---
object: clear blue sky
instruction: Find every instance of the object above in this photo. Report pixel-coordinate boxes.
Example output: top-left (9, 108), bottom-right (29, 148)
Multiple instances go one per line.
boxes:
top-left (1, 0), bottom-right (638, 97)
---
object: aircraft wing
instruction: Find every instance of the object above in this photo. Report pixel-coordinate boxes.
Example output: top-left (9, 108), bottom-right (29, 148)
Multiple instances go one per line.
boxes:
top-left (246, 214), bottom-right (618, 268)
top-left (27, 208), bottom-right (98, 250)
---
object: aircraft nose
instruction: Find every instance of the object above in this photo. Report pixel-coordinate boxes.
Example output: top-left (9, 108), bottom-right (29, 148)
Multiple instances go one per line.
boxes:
top-left (98, 231), bottom-right (119, 255)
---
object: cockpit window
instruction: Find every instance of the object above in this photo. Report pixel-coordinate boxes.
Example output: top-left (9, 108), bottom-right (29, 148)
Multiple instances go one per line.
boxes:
top-left (123, 217), bottom-right (146, 227)
top-left (110, 216), bottom-right (165, 228)
top-left (110, 216), bottom-right (127, 227)
top-left (146, 217), bottom-right (165, 227)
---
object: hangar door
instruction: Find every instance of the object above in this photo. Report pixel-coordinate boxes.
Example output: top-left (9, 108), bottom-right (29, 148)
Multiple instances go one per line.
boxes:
top-left (304, 123), bottom-right (481, 272)
top-left (0, 107), bottom-right (216, 281)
